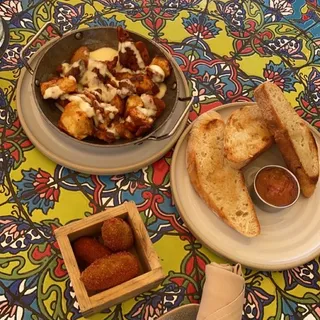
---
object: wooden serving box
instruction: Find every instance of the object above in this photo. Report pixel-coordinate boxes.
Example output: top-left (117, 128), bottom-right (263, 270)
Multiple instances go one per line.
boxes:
top-left (54, 201), bottom-right (164, 317)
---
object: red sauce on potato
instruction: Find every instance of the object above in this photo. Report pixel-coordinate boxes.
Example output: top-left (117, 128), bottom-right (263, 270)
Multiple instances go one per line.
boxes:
top-left (255, 167), bottom-right (299, 207)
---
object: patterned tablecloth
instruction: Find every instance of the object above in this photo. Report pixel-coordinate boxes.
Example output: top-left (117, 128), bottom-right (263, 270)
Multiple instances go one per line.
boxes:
top-left (0, 0), bottom-right (320, 319)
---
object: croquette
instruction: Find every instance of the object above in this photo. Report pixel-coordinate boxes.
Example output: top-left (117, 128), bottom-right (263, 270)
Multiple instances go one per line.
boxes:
top-left (80, 252), bottom-right (140, 291)
top-left (101, 218), bottom-right (134, 252)
top-left (73, 236), bottom-right (111, 266)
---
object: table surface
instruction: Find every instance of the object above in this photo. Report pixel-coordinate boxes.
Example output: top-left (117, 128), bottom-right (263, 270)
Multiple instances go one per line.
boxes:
top-left (0, 0), bottom-right (320, 319)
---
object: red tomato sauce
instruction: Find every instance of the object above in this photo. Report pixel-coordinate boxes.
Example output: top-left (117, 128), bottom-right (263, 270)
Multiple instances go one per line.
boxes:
top-left (255, 167), bottom-right (299, 207)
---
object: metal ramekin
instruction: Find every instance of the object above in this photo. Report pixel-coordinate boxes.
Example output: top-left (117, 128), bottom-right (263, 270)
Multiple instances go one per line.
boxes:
top-left (251, 165), bottom-right (301, 213)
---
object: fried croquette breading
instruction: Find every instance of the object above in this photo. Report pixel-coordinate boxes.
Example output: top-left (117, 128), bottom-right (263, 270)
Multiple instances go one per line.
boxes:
top-left (73, 236), bottom-right (111, 266)
top-left (102, 218), bottom-right (134, 252)
top-left (80, 252), bottom-right (140, 291)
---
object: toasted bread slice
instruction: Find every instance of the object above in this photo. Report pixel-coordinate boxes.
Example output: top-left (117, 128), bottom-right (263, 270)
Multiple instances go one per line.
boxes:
top-left (186, 110), bottom-right (260, 237)
top-left (254, 82), bottom-right (319, 197)
top-left (224, 105), bottom-right (273, 169)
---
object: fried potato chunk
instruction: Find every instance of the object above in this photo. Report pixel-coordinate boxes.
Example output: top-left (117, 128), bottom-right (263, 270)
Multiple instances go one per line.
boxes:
top-left (150, 56), bottom-right (171, 78)
top-left (110, 94), bottom-right (125, 115)
top-left (92, 100), bottom-right (118, 128)
top-left (115, 72), bottom-right (133, 81)
top-left (114, 122), bottom-right (134, 139)
top-left (125, 95), bottom-right (144, 116)
top-left (94, 121), bottom-right (134, 142)
top-left (124, 95), bottom-right (154, 135)
top-left (70, 46), bottom-right (89, 64)
top-left (58, 60), bottom-right (86, 81)
top-left (135, 41), bottom-right (150, 65)
top-left (101, 218), bottom-right (134, 252)
top-left (117, 27), bottom-right (150, 71)
top-left (106, 56), bottom-right (118, 73)
top-left (40, 77), bottom-right (77, 99)
top-left (93, 125), bottom-right (117, 143)
top-left (73, 236), bottom-right (111, 267)
top-left (58, 101), bottom-right (94, 140)
top-left (117, 26), bottom-right (130, 43)
top-left (80, 252), bottom-right (140, 291)
top-left (130, 74), bottom-right (159, 95)
top-left (128, 107), bottom-right (153, 127)
top-left (153, 96), bottom-right (166, 117)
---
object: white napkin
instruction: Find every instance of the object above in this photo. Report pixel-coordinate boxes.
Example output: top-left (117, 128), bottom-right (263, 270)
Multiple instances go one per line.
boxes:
top-left (196, 263), bottom-right (245, 320)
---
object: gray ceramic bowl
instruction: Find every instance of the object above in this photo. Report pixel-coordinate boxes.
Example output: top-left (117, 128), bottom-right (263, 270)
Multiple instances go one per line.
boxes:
top-left (251, 165), bottom-right (300, 213)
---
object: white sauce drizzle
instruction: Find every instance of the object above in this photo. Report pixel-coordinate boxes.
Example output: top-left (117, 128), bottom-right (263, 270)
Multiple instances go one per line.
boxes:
top-left (46, 46), bottom-right (170, 138)
top-left (138, 94), bottom-right (157, 117)
top-left (106, 124), bottom-right (120, 138)
top-left (155, 83), bottom-right (167, 99)
top-left (147, 65), bottom-right (165, 83)
top-left (92, 85), bottom-right (117, 102)
top-left (116, 79), bottom-right (135, 98)
top-left (44, 86), bottom-right (64, 99)
top-left (77, 83), bottom-right (84, 92)
top-left (115, 66), bottom-right (144, 75)
top-left (97, 113), bottom-right (104, 123)
top-left (61, 62), bottom-right (73, 75)
top-left (79, 59), bottom-right (118, 102)
top-left (87, 59), bottom-right (112, 78)
top-left (61, 94), bottom-right (94, 118)
top-left (118, 41), bottom-right (145, 69)
top-left (61, 61), bottom-right (84, 77)
top-left (80, 70), bottom-right (100, 87)
top-left (101, 103), bottom-right (119, 113)
top-left (116, 67), bottom-right (134, 73)
top-left (89, 47), bottom-right (118, 62)
top-left (68, 75), bottom-right (76, 82)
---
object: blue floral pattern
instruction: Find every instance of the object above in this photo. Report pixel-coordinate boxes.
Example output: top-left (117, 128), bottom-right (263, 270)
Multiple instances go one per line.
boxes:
top-left (54, 2), bottom-right (85, 32)
top-left (11, 169), bottom-right (61, 214)
top-left (265, 36), bottom-right (307, 59)
top-left (283, 260), bottom-right (320, 291)
top-left (216, 0), bottom-right (246, 31)
top-left (0, 151), bottom-right (14, 184)
top-left (243, 285), bottom-right (274, 320)
top-left (126, 284), bottom-right (185, 319)
top-left (263, 61), bottom-right (298, 92)
top-left (0, 277), bottom-right (38, 320)
top-left (182, 12), bottom-right (221, 39)
top-left (86, 15), bottom-right (126, 28)
top-left (0, 216), bottom-right (54, 254)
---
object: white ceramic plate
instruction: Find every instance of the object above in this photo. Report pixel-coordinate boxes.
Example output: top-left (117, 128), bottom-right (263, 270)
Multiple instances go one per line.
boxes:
top-left (171, 102), bottom-right (320, 271)
top-left (17, 39), bottom-right (189, 175)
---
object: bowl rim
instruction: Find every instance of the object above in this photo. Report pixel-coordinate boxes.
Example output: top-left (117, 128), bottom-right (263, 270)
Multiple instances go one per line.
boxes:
top-left (253, 164), bottom-right (301, 209)
top-left (31, 26), bottom-right (181, 148)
